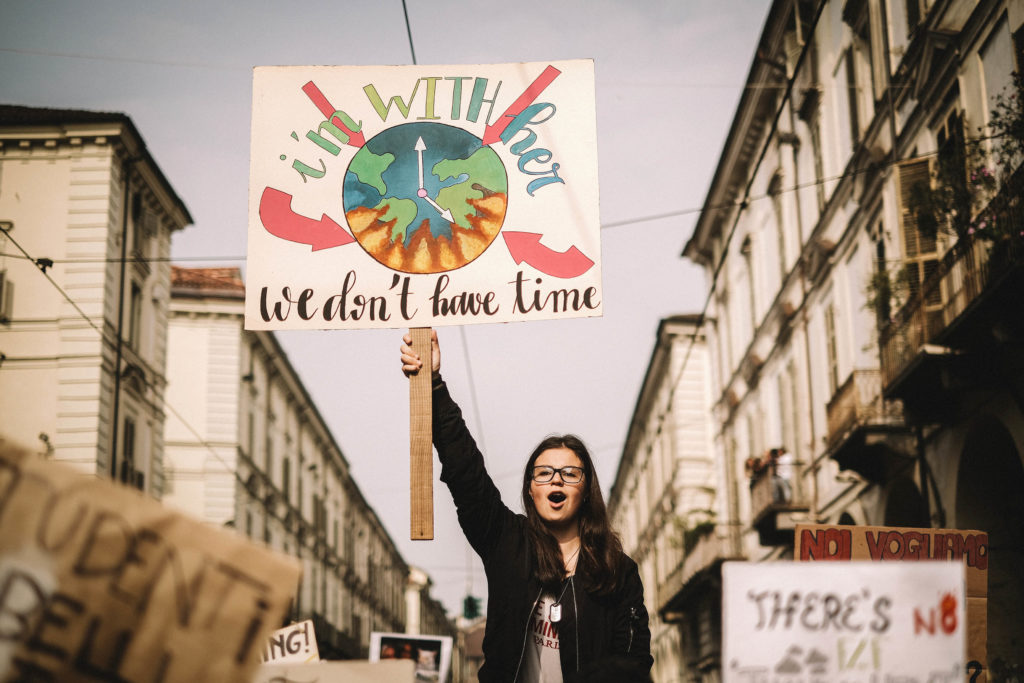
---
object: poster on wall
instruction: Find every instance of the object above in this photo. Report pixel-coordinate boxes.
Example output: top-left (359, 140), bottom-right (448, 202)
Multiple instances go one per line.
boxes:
top-left (722, 561), bottom-right (965, 682)
top-left (246, 60), bottom-right (600, 330)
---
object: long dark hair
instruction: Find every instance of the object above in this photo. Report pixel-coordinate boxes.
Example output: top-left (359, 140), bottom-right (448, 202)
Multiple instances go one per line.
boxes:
top-left (521, 435), bottom-right (624, 594)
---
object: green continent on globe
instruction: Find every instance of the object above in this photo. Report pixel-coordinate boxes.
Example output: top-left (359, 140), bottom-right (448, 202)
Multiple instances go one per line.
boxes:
top-left (349, 148), bottom-right (395, 195)
top-left (434, 148), bottom-right (507, 230)
top-left (374, 197), bottom-right (418, 242)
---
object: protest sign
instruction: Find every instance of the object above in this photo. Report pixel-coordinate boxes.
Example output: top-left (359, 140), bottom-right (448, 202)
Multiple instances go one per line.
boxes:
top-left (796, 523), bottom-right (988, 681)
top-left (261, 619), bottom-right (319, 664)
top-left (722, 561), bottom-right (965, 682)
top-left (370, 632), bottom-right (453, 682)
top-left (254, 660), bottom-right (415, 683)
top-left (0, 443), bottom-right (301, 682)
top-left (246, 60), bottom-right (601, 331)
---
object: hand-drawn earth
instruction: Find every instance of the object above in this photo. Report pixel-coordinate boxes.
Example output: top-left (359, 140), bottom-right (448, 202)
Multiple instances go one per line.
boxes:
top-left (343, 122), bottom-right (508, 274)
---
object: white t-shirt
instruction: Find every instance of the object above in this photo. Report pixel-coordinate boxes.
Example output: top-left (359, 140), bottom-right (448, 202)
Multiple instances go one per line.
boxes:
top-left (516, 593), bottom-right (562, 683)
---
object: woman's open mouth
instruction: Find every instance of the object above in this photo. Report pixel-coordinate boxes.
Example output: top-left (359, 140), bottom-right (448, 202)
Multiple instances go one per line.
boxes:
top-left (548, 491), bottom-right (567, 504)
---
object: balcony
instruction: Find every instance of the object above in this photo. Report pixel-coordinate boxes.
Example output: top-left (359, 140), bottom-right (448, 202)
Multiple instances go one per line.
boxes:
top-left (880, 199), bottom-right (1024, 410)
top-left (658, 529), bottom-right (740, 621)
top-left (749, 467), bottom-right (808, 546)
top-left (825, 369), bottom-right (914, 482)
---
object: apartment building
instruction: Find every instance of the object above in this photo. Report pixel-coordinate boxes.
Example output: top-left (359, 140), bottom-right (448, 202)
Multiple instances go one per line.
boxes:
top-left (608, 315), bottom-right (719, 683)
top-left (164, 267), bottom-right (431, 658)
top-left (676, 0), bottom-right (1023, 678)
top-left (0, 105), bottom-right (191, 491)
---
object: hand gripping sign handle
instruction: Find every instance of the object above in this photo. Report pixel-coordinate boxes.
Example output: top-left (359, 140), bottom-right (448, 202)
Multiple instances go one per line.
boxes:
top-left (409, 327), bottom-right (434, 540)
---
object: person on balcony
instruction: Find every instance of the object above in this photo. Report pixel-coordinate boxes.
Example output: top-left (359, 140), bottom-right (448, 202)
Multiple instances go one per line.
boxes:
top-left (768, 447), bottom-right (793, 503)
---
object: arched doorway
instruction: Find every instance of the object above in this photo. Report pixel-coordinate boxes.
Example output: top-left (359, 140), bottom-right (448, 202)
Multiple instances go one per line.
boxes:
top-left (956, 416), bottom-right (1024, 673)
top-left (883, 475), bottom-right (929, 527)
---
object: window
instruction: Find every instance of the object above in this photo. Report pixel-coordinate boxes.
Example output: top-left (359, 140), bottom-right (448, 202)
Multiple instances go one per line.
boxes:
top-left (981, 17), bottom-right (1014, 117)
top-left (120, 417), bottom-right (143, 490)
top-left (787, 362), bottom-right (801, 461)
top-left (824, 302), bottom-right (840, 397)
top-left (127, 282), bottom-right (142, 350)
top-left (845, 48), bottom-right (861, 146)
top-left (265, 422), bottom-right (274, 476)
top-left (282, 456), bottom-right (291, 504)
top-left (741, 236), bottom-right (757, 336)
top-left (769, 172), bottom-right (787, 280)
top-left (897, 159), bottom-right (940, 306)
top-left (0, 269), bottom-right (14, 324)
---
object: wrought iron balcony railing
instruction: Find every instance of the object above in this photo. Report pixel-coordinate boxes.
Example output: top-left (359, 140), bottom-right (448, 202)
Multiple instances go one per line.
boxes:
top-left (880, 199), bottom-right (1023, 392)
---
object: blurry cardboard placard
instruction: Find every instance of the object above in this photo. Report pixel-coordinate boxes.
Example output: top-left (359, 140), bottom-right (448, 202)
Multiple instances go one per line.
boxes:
top-left (722, 561), bottom-right (965, 682)
top-left (254, 660), bottom-right (415, 683)
top-left (261, 619), bottom-right (319, 664)
top-left (0, 444), bottom-right (300, 682)
top-left (796, 523), bottom-right (987, 680)
top-left (246, 60), bottom-right (602, 331)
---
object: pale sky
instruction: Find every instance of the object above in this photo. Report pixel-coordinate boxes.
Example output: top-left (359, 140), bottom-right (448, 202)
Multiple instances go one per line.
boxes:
top-left (1, 0), bottom-right (770, 615)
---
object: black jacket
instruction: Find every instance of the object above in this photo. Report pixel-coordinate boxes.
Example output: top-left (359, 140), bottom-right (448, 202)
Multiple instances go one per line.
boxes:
top-left (432, 378), bottom-right (654, 683)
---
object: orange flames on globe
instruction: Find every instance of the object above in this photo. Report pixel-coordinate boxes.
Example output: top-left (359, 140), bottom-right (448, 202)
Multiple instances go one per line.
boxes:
top-left (346, 193), bottom-right (507, 274)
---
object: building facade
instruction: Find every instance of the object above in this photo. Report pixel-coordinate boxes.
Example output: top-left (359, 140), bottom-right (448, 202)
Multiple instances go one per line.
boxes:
top-left (0, 105), bottom-right (191, 492)
top-left (164, 267), bottom-right (424, 659)
top-left (675, 0), bottom-right (1023, 678)
top-left (607, 316), bottom-right (719, 683)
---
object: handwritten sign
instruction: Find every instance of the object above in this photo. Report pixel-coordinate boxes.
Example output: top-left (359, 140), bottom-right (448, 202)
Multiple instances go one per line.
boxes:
top-left (0, 444), bottom-right (300, 682)
top-left (722, 561), bottom-right (965, 682)
top-left (261, 619), bottom-right (319, 664)
top-left (796, 523), bottom-right (988, 681)
top-left (246, 60), bottom-right (601, 330)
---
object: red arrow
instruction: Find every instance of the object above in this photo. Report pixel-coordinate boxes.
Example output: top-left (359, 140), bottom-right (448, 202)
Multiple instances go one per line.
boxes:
top-left (301, 81), bottom-right (365, 148)
top-left (503, 231), bottom-right (594, 279)
top-left (259, 187), bottom-right (354, 251)
top-left (481, 65), bottom-right (562, 146)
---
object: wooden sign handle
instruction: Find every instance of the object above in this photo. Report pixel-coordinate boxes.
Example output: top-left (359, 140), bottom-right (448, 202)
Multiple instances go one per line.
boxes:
top-left (409, 327), bottom-right (434, 540)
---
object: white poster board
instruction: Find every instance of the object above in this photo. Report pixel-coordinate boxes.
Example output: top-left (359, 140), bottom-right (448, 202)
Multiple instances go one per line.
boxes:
top-left (369, 632), bottom-right (453, 682)
top-left (246, 60), bottom-right (600, 330)
top-left (261, 619), bottom-right (320, 664)
top-left (722, 561), bottom-right (965, 682)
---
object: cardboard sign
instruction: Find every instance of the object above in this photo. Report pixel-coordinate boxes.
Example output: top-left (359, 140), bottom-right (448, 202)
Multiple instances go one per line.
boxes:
top-left (254, 660), bottom-right (415, 683)
top-left (796, 523), bottom-right (988, 681)
top-left (261, 619), bottom-right (319, 664)
top-left (246, 60), bottom-right (601, 330)
top-left (0, 444), bottom-right (301, 682)
top-left (722, 561), bottom-right (965, 682)
top-left (369, 632), bottom-right (453, 683)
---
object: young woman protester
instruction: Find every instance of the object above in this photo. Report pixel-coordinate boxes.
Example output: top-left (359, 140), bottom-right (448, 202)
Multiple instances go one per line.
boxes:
top-left (401, 331), bottom-right (653, 683)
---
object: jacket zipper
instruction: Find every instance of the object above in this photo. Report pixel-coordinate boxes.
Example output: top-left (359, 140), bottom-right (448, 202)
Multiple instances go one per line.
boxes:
top-left (513, 589), bottom-right (543, 683)
top-left (627, 606), bottom-right (637, 654)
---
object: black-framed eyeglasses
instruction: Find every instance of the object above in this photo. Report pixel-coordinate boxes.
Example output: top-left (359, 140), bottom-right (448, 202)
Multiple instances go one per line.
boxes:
top-left (532, 465), bottom-right (585, 484)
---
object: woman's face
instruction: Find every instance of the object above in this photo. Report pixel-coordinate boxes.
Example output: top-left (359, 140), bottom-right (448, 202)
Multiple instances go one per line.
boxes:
top-left (529, 447), bottom-right (586, 529)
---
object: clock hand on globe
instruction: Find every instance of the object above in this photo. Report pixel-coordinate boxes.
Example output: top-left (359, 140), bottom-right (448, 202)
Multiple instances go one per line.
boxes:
top-left (423, 194), bottom-right (455, 223)
top-left (413, 136), bottom-right (454, 223)
top-left (415, 136), bottom-right (427, 195)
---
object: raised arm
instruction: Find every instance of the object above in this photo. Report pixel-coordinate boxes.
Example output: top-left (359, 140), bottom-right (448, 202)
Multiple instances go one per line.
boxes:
top-left (400, 332), bottom-right (515, 559)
